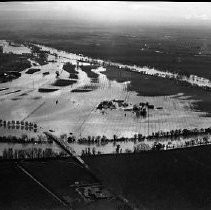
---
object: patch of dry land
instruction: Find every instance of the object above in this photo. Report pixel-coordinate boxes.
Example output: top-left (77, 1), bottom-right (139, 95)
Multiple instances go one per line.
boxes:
top-left (0, 40), bottom-right (211, 155)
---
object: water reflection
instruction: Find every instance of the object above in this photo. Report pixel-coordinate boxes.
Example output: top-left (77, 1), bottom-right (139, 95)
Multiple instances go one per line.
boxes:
top-left (68, 134), bottom-right (211, 156)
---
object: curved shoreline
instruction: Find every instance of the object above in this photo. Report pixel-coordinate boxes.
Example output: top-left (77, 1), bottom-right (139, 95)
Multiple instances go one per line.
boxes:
top-left (34, 41), bottom-right (211, 90)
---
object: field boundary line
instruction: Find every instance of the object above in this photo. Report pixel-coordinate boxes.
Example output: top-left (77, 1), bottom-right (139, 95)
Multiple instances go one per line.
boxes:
top-left (16, 162), bottom-right (68, 207)
top-left (22, 101), bottom-right (45, 121)
top-left (77, 102), bottom-right (98, 136)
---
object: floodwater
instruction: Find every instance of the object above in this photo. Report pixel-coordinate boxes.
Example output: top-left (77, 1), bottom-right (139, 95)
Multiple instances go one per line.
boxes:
top-left (0, 40), bottom-right (211, 155)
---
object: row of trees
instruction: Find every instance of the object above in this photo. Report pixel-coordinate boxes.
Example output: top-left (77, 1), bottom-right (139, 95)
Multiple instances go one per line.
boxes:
top-left (74, 127), bottom-right (211, 146)
top-left (80, 135), bottom-right (211, 156)
top-left (0, 119), bottom-right (38, 133)
top-left (81, 147), bottom-right (102, 156)
top-left (0, 134), bottom-right (53, 144)
top-left (147, 128), bottom-right (211, 140)
top-left (1, 147), bottom-right (68, 160)
top-left (0, 119), bottom-right (38, 127)
top-left (152, 136), bottom-right (210, 151)
top-left (77, 134), bottom-right (144, 145)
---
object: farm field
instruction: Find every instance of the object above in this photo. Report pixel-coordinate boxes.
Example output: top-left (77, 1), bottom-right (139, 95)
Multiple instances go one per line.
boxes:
top-left (0, 158), bottom-right (129, 210)
top-left (83, 144), bottom-right (211, 210)
top-left (0, 161), bottom-right (65, 210)
top-left (21, 159), bottom-right (99, 209)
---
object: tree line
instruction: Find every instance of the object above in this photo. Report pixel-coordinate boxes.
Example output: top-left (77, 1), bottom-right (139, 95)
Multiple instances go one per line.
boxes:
top-left (0, 134), bottom-right (53, 144)
top-left (0, 119), bottom-right (38, 133)
top-left (1, 147), bottom-right (68, 160)
top-left (70, 127), bottom-right (211, 146)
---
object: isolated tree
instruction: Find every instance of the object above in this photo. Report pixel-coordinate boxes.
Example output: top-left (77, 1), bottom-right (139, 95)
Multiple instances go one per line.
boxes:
top-left (113, 134), bottom-right (117, 141)
top-left (0, 46), bottom-right (3, 54)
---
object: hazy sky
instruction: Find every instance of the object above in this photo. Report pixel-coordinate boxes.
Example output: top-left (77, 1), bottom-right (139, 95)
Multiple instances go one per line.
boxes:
top-left (1, 1), bottom-right (211, 27)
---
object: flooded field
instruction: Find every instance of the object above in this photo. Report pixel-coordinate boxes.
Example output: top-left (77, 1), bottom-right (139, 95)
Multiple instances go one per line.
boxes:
top-left (0, 40), bottom-right (211, 155)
